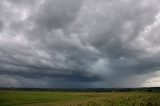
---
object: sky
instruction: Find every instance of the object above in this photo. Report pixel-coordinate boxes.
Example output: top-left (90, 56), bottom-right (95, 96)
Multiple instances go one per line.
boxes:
top-left (0, 0), bottom-right (160, 88)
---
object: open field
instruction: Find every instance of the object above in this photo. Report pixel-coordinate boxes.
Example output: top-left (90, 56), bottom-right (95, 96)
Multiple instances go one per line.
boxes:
top-left (0, 90), bottom-right (160, 106)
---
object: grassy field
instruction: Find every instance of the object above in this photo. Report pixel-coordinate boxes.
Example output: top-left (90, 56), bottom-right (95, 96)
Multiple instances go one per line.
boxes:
top-left (0, 91), bottom-right (160, 106)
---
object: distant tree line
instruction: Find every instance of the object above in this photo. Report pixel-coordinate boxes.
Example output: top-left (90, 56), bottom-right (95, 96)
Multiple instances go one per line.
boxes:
top-left (0, 87), bottom-right (160, 92)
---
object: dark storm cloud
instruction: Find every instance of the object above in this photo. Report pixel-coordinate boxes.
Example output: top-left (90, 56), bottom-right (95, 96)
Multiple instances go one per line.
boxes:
top-left (0, 0), bottom-right (160, 88)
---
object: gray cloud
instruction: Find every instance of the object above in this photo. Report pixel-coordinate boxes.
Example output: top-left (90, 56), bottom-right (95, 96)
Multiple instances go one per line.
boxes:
top-left (32, 0), bottom-right (83, 30)
top-left (0, 0), bottom-right (160, 88)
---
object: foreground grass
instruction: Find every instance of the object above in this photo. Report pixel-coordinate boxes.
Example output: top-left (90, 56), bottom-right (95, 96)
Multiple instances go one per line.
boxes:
top-left (0, 91), bottom-right (159, 106)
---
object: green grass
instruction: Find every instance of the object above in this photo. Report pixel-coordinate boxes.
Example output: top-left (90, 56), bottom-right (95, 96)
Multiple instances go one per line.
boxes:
top-left (0, 91), bottom-right (159, 106)
top-left (0, 91), bottom-right (91, 106)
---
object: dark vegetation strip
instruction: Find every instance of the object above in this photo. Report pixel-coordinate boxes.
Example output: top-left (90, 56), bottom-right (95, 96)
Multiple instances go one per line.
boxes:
top-left (0, 87), bottom-right (160, 92)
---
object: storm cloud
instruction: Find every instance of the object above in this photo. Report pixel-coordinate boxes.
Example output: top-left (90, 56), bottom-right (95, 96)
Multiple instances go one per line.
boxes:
top-left (0, 0), bottom-right (160, 88)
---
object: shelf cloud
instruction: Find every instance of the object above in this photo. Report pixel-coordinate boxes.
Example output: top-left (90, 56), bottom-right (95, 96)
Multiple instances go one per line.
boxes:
top-left (0, 0), bottom-right (160, 88)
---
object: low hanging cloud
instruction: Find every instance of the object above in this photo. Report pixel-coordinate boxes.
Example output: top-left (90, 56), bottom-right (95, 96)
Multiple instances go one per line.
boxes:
top-left (0, 0), bottom-right (160, 88)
